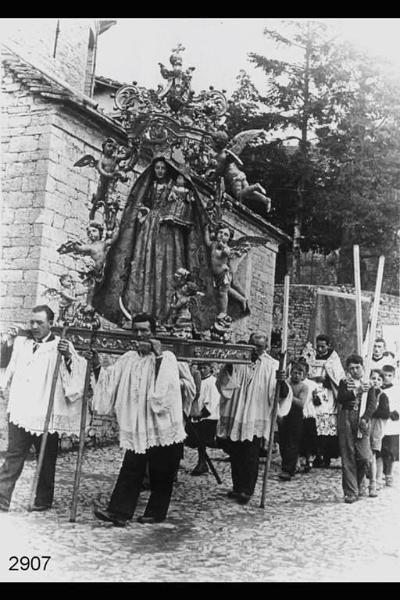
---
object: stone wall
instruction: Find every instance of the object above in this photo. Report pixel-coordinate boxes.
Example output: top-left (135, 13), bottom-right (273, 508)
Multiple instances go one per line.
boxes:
top-left (272, 284), bottom-right (400, 361)
top-left (225, 210), bottom-right (279, 343)
top-left (1, 67), bottom-right (131, 327)
top-left (3, 19), bottom-right (95, 96)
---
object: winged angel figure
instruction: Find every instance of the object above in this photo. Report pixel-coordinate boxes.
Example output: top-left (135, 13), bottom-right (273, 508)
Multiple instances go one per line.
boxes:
top-left (204, 222), bottom-right (269, 322)
top-left (74, 137), bottom-right (131, 227)
top-left (213, 129), bottom-right (272, 217)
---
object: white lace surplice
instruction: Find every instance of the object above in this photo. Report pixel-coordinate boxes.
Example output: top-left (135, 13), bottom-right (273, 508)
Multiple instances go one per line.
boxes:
top-left (3, 336), bottom-right (86, 435)
top-left (92, 350), bottom-right (186, 453)
top-left (217, 353), bottom-right (292, 442)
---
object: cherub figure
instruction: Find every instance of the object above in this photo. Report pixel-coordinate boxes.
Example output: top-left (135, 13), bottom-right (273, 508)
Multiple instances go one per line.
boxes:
top-left (42, 273), bottom-right (86, 324)
top-left (204, 223), bottom-right (270, 322)
top-left (57, 221), bottom-right (119, 310)
top-left (204, 223), bottom-right (250, 322)
top-left (167, 268), bottom-right (204, 338)
top-left (157, 44), bottom-right (195, 111)
top-left (211, 130), bottom-right (272, 217)
top-left (74, 137), bottom-right (131, 227)
top-left (216, 149), bottom-right (271, 216)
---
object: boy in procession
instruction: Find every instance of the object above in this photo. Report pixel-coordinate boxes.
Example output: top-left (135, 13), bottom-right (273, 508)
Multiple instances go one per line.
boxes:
top-left (336, 354), bottom-right (377, 504)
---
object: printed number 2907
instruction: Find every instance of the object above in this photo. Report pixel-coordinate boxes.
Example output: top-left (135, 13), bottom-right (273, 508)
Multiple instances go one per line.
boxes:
top-left (9, 556), bottom-right (50, 571)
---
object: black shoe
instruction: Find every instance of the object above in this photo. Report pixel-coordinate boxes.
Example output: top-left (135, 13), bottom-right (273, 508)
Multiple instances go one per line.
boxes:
top-left (236, 492), bottom-right (251, 505)
top-left (94, 507), bottom-right (128, 527)
top-left (227, 491), bottom-right (241, 499)
top-left (30, 505), bottom-right (51, 512)
top-left (278, 471), bottom-right (292, 481)
top-left (190, 461), bottom-right (209, 476)
top-left (137, 515), bottom-right (165, 524)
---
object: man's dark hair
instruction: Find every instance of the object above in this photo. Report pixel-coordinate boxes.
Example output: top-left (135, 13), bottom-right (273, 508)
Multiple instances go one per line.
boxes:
top-left (131, 313), bottom-right (156, 334)
top-left (345, 353), bottom-right (363, 367)
top-left (248, 332), bottom-right (268, 346)
top-left (316, 334), bottom-right (331, 345)
top-left (382, 364), bottom-right (395, 373)
top-left (32, 304), bottom-right (55, 323)
top-left (374, 337), bottom-right (386, 347)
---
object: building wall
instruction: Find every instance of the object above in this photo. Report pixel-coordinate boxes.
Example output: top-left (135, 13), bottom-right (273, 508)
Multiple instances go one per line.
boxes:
top-left (1, 64), bottom-right (53, 323)
top-left (1, 67), bottom-right (131, 328)
top-left (3, 19), bottom-right (96, 97)
top-left (272, 284), bottom-right (400, 362)
top-left (225, 211), bottom-right (279, 343)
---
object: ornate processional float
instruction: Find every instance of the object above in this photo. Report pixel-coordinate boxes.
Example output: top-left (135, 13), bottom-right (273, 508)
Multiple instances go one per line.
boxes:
top-left (49, 45), bottom-right (277, 363)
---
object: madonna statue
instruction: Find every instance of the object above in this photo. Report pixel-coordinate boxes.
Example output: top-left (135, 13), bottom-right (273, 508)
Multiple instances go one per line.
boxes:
top-left (93, 156), bottom-right (223, 331)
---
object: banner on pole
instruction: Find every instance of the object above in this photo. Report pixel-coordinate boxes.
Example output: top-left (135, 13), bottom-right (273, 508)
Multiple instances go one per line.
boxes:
top-left (307, 290), bottom-right (371, 364)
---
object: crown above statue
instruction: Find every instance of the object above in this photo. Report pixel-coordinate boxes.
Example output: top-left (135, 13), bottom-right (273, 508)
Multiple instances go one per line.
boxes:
top-left (112, 45), bottom-right (228, 172)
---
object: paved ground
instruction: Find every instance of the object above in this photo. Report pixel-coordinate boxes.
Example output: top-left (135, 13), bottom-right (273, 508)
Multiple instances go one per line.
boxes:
top-left (0, 445), bottom-right (399, 582)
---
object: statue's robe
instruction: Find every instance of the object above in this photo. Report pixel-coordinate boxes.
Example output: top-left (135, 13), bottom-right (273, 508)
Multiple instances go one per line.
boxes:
top-left (93, 158), bottom-right (246, 329)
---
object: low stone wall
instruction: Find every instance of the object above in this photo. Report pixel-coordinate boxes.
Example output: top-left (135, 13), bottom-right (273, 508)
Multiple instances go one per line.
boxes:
top-left (272, 284), bottom-right (400, 361)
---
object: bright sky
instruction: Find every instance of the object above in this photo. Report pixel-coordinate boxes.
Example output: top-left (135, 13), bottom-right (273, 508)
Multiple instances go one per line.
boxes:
top-left (96, 18), bottom-right (400, 95)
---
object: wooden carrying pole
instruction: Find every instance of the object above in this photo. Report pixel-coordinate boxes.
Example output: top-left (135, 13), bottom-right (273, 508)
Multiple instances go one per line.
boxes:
top-left (260, 274), bottom-right (290, 508)
top-left (357, 256), bottom-right (385, 438)
top-left (353, 245), bottom-right (363, 355)
top-left (69, 323), bottom-right (98, 522)
top-left (28, 325), bottom-right (68, 511)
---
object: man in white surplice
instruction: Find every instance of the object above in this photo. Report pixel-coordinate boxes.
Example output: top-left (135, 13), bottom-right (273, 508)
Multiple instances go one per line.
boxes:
top-left (0, 305), bottom-right (86, 512)
top-left (216, 333), bottom-right (292, 505)
top-left (91, 313), bottom-right (186, 526)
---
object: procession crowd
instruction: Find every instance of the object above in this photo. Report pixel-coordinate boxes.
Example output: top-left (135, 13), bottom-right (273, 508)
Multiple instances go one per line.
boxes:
top-left (0, 304), bottom-right (398, 526)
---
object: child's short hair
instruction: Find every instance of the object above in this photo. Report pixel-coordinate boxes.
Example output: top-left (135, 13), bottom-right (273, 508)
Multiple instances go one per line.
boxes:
top-left (382, 364), bottom-right (395, 374)
top-left (370, 368), bottom-right (384, 379)
top-left (346, 354), bottom-right (363, 367)
top-left (291, 361), bottom-right (307, 375)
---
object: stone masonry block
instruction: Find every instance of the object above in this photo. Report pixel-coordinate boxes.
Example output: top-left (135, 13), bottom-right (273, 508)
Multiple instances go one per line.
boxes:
top-left (0, 270), bottom-right (24, 282)
top-left (7, 282), bottom-right (37, 296)
top-left (21, 174), bottom-right (47, 192)
top-left (9, 135), bottom-right (39, 153)
top-left (2, 247), bottom-right (29, 260)
top-left (13, 207), bottom-right (40, 224)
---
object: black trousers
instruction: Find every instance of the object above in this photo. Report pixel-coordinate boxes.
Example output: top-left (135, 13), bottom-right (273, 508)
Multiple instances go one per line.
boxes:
top-left (224, 436), bottom-right (262, 496)
top-left (0, 422), bottom-right (59, 510)
top-left (108, 443), bottom-right (183, 520)
top-left (278, 402), bottom-right (304, 476)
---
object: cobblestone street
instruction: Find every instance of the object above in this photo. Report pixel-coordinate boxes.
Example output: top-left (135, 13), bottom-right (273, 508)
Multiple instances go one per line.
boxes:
top-left (0, 445), bottom-right (399, 583)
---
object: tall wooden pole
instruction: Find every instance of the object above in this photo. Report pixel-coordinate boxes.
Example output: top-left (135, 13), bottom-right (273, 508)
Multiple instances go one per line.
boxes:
top-left (28, 325), bottom-right (68, 511)
top-left (357, 256), bottom-right (385, 437)
top-left (260, 274), bottom-right (290, 508)
top-left (353, 245), bottom-right (363, 355)
top-left (69, 320), bottom-right (99, 522)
